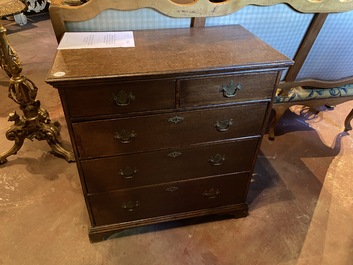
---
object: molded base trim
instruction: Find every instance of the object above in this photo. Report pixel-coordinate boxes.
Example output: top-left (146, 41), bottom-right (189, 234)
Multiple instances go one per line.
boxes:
top-left (88, 203), bottom-right (248, 243)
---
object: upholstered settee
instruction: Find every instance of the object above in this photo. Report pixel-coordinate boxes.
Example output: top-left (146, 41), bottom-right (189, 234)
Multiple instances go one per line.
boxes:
top-left (270, 84), bottom-right (353, 139)
top-left (201, 8), bottom-right (353, 139)
top-left (276, 85), bottom-right (353, 104)
top-left (48, 0), bottom-right (353, 138)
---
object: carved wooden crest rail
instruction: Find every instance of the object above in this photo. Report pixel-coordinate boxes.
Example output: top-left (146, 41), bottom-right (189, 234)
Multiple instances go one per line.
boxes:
top-left (50, 0), bottom-right (353, 41)
top-left (53, 0), bottom-right (353, 18)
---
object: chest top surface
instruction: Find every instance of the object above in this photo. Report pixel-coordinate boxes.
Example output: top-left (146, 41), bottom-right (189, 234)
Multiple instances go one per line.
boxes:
top-left (46, 25), bottom-right (292, 84)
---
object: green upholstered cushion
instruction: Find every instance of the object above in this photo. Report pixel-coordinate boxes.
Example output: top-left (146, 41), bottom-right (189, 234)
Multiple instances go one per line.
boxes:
top-left (274, 83), bottom-right (353, 103)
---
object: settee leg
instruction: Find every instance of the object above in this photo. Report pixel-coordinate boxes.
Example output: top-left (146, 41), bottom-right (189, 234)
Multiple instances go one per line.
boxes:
top-left (268, 109), bottom-right (276, 141)
top-left (268, 106), bottom-right (287, 141)
top-left (344, 109), bottom-right (353, 131)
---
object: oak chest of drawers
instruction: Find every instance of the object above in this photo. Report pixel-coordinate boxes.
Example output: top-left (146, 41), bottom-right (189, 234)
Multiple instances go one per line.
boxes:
top-left (46, 25), bottom-right (292, 242)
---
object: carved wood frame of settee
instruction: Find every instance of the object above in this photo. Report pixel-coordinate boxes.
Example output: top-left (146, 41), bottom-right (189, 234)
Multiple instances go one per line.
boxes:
top-left (48, 0), bottom-right (353, 139)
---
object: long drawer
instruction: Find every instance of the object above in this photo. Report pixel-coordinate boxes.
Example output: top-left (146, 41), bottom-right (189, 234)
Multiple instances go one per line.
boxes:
top-left (179, 71), bottom-right (278, 107)
top-left (73, 103), bottom-right (267, 158)
top-left (89, 173), bottom-right (250, 226)
top-left (81, 138), bottom-right (259, 193)
top-left (64, 79), bottom-right (176, 118)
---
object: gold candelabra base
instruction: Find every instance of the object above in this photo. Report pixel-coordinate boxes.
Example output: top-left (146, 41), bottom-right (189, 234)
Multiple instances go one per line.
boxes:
top-left (0, 22), bottom-right (75, 164)
top-left (0, 99), bottom-right (75, 164)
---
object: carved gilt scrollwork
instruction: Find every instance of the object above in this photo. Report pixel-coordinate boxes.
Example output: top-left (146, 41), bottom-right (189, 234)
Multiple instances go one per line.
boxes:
top-left (0, 23), bottom-right (75, 164)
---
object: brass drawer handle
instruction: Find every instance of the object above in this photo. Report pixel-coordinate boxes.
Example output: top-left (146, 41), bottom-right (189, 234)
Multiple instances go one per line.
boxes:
top-left (209, 154), bottom-right (226, 166)
top-left (220, 80), bottom-right (241, 98)
top-left (114, 129), bottom-right (137, 143)
top-left (168, 116), bottom-right (184, 124)
top-left (120, 166), bottom-right (138, 179)
top-left (203, 188), bottom-right (220, 199)
top-left (122, 200), bottom-right (140, 212)
top-left (112, 90), bottom-right (135, 106)
top-left (215, 119), bottom-right (233, 132)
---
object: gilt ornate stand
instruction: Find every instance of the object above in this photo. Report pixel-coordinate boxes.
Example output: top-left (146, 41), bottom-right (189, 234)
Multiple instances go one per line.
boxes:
top-left (0, 1), bottom-right (74, 164)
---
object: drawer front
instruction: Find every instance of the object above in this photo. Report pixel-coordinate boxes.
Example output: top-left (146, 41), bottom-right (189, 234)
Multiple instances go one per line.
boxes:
top-left (82, 138), bottom-right (259, 193)
top-left (179, 72), bottom-right (277, 107)
top-left (73, 103), bottom-right (267, 158)
top-left (64, 79), bottom-right (176, 118)
top-left (89, 173), bottom-right (250, 226)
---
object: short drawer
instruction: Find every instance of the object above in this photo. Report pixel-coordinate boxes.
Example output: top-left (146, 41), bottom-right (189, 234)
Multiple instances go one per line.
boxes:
top-left (88, 173), bottom-right (250, 226)
top-left (81, 138), bottom-right (259, 193)
top-left (73, 103), bottom-right (267, 158)
top-left (64, 79), bottom-right (176, 118)
top-left (179, 72), bottom-right (278, 107)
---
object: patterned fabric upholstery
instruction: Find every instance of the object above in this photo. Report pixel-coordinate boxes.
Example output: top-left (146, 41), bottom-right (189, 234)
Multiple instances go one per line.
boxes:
top-left (275, 84), bottom-right (353, 103)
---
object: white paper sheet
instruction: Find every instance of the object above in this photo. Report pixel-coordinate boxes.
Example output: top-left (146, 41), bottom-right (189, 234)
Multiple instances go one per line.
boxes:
top-left (57, 31), bottom-right (135, 50)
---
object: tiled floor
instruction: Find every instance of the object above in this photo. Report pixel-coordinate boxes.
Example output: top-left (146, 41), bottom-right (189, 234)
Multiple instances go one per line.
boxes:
top-left (0, 14), bottom-right (352, 265)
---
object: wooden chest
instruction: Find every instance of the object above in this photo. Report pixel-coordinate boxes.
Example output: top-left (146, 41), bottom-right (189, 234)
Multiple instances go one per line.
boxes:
top-left (46, 25), bottom-right (292, 242)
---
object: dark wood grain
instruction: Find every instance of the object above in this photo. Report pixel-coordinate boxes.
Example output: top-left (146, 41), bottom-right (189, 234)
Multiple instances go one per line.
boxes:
top-left (73, 103), bottom-right (267, 159)
top-left (89, 173), bottom-right (250, 226)
top-left (179, 71), bottom-right (277, 107)
top-left (82, 138), bottom-right (259, 193)
top-left (47, 26), bottom-right (291, 84)
top-left (65, 79), bottom-right (176, 118)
